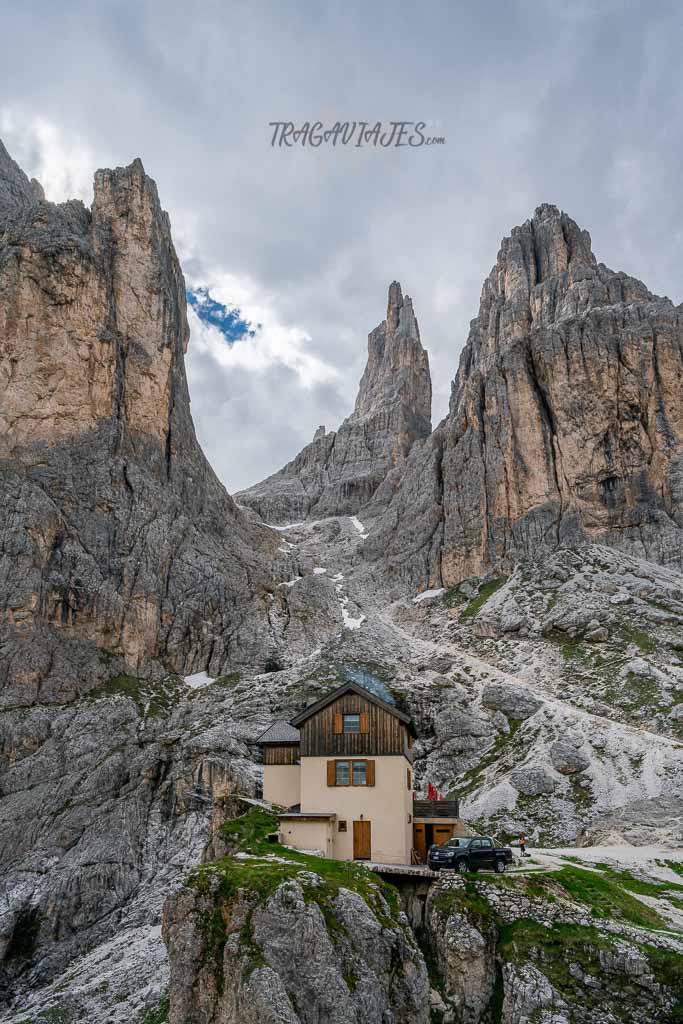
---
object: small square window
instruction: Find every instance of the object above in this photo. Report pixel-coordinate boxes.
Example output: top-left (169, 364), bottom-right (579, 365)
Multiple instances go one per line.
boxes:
top-left (352, 760), bottom-right (367, 785)
top-left (335, 760), bottom-right (350, 785)
top-left (338, 820), bottom-right (347, 832)
top-left (343, 714), bottom-right (360, 733)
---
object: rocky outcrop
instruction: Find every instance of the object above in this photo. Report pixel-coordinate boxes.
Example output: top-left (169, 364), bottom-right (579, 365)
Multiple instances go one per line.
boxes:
top-left (236, 281), bottom-right (431, 522)
top-left (425, 896), bottom-right (497, 1022)
top-left (163, 868), bottom-right (430, 1024)
top-left (0, 141), bottom-right (329, 702)
top-left (425, 872), bottom-right (683, 1024)
top-left (0, 674), bottom-right (272, 1021)
top-left (367, 204), bottom-right (683, 589)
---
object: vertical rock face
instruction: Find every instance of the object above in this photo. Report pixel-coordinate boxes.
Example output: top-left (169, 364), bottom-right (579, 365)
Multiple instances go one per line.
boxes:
top-left (236, 282), bottom-right (432, 522)
top-left (163, 874), bottom-right (430, 1024)
top-left (369, 204), bottom-right (683, 588)
top-left (0, 141), bottom-right (317, 701)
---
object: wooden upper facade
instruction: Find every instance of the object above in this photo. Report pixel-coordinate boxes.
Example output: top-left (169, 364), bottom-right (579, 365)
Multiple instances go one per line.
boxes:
top-left (263, 744), bottom-right (299, 765)
top-left (259, 682), bottom-right (416, 759)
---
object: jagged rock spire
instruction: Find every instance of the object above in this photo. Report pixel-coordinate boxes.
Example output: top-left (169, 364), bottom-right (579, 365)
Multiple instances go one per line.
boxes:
top-left (237, 282), bottom-right (432, 522)
top-left (354, 282), bottom-right (431, 437)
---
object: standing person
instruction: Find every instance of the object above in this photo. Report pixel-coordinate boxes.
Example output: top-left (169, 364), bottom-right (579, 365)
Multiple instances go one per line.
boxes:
top-left (519, 834), bottom-right (527, 857)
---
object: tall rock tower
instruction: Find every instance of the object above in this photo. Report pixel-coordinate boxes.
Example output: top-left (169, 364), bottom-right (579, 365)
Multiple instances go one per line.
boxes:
top-left (0, 141), bottom-right (320, 699)
top-left (368, 204), bottom-right (683, 589)
top-left (237, 282), bottom-right (432, 522)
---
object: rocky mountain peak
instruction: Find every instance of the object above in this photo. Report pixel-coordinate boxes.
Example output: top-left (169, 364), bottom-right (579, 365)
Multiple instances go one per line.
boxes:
top-left (370, 204), bottom-right (683, 590)
top-left (236, 282), bottom-right (432, 522)
top-left (386, 278), bottom-right (407, 331)
top-left (354, 281), bottom-right (430, 430)
top-left (0, 139), bottom-right (334, 701)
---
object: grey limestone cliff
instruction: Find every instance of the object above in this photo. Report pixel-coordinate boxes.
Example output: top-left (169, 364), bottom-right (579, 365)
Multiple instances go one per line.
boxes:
top-left (0, 141), bottom-right (330, 703)
top-left (367, 204), bottom-right (683, 589)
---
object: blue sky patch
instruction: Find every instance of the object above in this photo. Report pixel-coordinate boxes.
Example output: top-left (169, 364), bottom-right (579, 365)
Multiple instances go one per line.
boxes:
top-left (187, 287), bottom-right (257, 343)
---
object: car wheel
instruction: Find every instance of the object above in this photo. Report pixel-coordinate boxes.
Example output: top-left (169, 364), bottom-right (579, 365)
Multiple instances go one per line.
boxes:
top-left (495, 858), bottom-right (506, 874)
top-left (457, 859), bottom-right (468, 875)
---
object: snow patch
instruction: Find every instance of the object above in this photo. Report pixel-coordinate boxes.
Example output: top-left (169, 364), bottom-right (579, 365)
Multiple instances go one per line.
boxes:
top-left (184, 671), bottom-right (214, 689)
top-left (332, 574), bottom-right (365, 630)
top-left (413, 588), bottom-right (446, 604)
top-left (279, 577), bottom-right (302, 588)
top-left (313, 567), bottom-right (327, 575)
top-left (340, 601), bottom-right (366, 630)
top-left (349, 516), bottom-right (369, 539)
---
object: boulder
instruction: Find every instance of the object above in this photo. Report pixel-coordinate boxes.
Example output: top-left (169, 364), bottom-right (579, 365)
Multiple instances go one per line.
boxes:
top-left (482, 683), bottom-right (542, 721)
top-left (550, 741), bottom-right (590, 776)
top-left (510, 767), bottom-right (558, 796)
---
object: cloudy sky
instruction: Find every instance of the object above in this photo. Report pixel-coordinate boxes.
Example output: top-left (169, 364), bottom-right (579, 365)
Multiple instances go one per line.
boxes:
top-left (2, 1), bottom-right (682, 491)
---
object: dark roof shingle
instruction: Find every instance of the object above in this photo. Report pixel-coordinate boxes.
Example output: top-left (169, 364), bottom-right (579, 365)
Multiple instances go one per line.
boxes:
top-left (256, 720), bottom-right (300, 744)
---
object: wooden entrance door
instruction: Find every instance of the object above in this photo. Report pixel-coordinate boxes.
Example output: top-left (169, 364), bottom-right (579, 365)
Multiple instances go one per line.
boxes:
top-left (413, 823), bottom-right (427, 863)
top-left (353, 820), bottom-right (371, 860)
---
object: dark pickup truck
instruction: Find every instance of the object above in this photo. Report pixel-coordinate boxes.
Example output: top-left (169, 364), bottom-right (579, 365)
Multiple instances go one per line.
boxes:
top-left (428, 835), bottom-right (513, 874)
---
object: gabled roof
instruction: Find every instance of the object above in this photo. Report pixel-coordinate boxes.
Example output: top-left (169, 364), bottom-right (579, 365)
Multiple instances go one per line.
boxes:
top-left (256, 720), bottom-right (301, 744)
top-left (290, 680), bottom-right (416, 737)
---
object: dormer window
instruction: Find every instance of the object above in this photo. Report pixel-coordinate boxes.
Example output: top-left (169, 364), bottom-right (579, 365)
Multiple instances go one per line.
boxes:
top-left (343, 713), bottom-right (360, 734)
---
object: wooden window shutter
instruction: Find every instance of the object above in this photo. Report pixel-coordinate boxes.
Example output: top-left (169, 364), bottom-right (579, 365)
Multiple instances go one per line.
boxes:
top-left (366, 760), bottom-right (375, 786)
top-left (327, 760), bottom-right (336, 786)
top-left (359, 712), bottom-right (369, 734)
top-left (333, 713), bottom-right (343, 734)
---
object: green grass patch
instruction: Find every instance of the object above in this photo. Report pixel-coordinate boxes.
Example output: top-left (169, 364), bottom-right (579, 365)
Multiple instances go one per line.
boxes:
top-left (603, 671), bottom-right (665, 715)
top-left (459, 577), bottom-right (507, 621)
top-left (212, 672), bottom-right (241, 688)
top-left (443, 587), bottom-right (467, 609)
top-left (546, 866), bottom-right (665, 929)
top-left (561, 640), bottom-right (594, 665)
top-left (430, 878), bottom-right (497, 929)
top-left (619, 623), bottom-right (656, 653)
top-left (596, 865), bottom-right (683, 899)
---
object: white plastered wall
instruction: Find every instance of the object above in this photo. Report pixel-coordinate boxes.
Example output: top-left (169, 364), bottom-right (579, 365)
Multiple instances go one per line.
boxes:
top-left (300, 756), bottom-right (413, 864)
top-left (263, 764), bottom-right (301, 808)
top-left (278, 816), bottom-right (334, 857)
